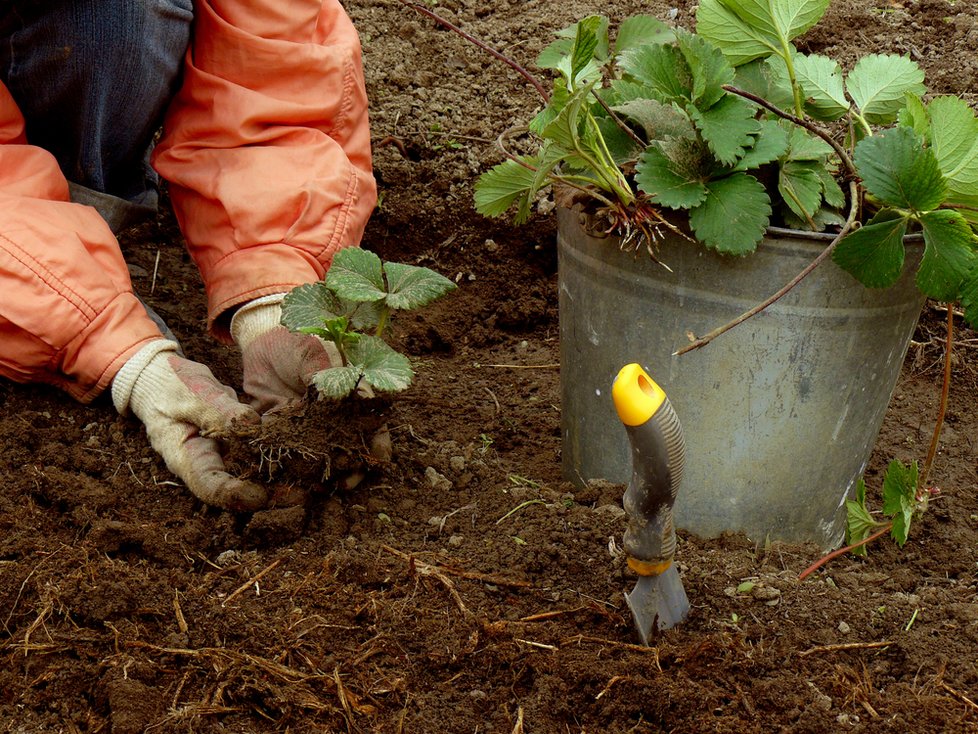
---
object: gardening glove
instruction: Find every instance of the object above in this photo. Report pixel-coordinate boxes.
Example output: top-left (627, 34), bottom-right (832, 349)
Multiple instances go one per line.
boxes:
top-left (230, 294), bottom-right (342, 414)
top-left (112, 339), bottom-right (268, 511)
top-left (231, 295), bottom-right (394, 471)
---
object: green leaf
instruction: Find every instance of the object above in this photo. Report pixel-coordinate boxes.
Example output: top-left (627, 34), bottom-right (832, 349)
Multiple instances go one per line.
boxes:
top-left (347, 335), bottom-right (415, 393)
top-left (603, 79), bottom-right (657, 106)
top-left (594, 116), bottom-right (643, 165)
top-left (635, 143), bottom-right (709, 209)
top-left (926, 96), bottom-right (978, 200)
top-left (617, 43), bottom-right (692, 104)
top-left (778, 160), bottom-right (823, 221)
top-left (845, 479), bottom-right (876, 557)
top-left (959, 264), bottom-right (978, 329)
top-left (881, 459), bottom-right (918, 547)
top-left (563, 16), bottom-right (604, 85)
top-left (733, 118), bottom-right (789, 171)
top-left (281, 282), bottom-right (342, 333)
top-left (689, 94), bottom-right (761, 166)
top-left (529, 81), bottom-right (568, 136)
top-left (854, 126), bottom-right (947, 211)
top-left (609, 98), bottom-right (692, 142)
top-left (846, 54), bottom-right (925, 124)
top-left (917, 209), bottom-right (978, 301)
top-left (541, 84), bottom-right (631, 203)
top-left (474, 158), bottom-right (540, 220)
top-left (782, 205), bottom-right (845, 232)
top-left (783, 124), bottom-right (833, 161)
top-left (696, 0), bottom-right (831, 67)
top-left (832, 209), bottom-right (908, 288)
top-left (537, 16), bottom-right (610, 76)
top-left (732, 57), bottom-right (795, 112)
top-left (898, 94), bottom-right (930, 139)
top-left (817, 165), bottom-right (846, 209)
top-left (325, 248), bottom-right (386, 302)
top-left (676, 29), bottom-right (735, 108)
top-left (614, 15), bottom-right (675, 55)
top-left (541, 82), bottom-right (596, 151)
top-left (320, 316), bottom-right (358, 351)
top-left (383, 262), bottom-right (457, 311)
top-left (346, 299), bottom-right (384, 332)
top-left (794, 53), bottom-right (849, 121)
top-left (311, 365), bottom-right (363, 400)
top-left (689, 173), bottom-right (771, 254)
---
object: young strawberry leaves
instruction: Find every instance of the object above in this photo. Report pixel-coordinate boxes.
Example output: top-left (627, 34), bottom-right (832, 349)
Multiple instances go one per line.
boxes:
top-left (846, 459), bottom-right (922, 556)
top-left (281, 248), bottom-right (456, 399)
top-left (475, 16), bottom-right (633, 221)
top-left (833, 104), bottom-right (978, 307)
top-left (622, 28), bottom-right (780, 253)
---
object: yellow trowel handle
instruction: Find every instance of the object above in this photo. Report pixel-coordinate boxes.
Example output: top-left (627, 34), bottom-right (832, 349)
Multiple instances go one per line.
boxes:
top-left (612, 364), bottom-right (686, 576)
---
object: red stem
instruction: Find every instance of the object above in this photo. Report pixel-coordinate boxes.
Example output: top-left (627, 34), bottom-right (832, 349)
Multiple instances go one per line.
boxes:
top-left (798, 523), bottom-right (892, 581)
top-left (920, 305), bottom-right (954, 490)
top-left (395, 1), bottom-right (550, 103)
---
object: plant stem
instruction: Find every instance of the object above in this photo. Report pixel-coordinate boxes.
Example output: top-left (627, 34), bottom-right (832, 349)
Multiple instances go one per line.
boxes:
top-left (675, 181), bottom-right (858, 356)
top-left (851, 110), bottom-right (874, 138)
top-left (375, 306), bottom-right (390, 340)
top-left (396, 0), bottom-right (550, 103)
top-left (584, 112), bottom-right (634, 205)
top-left (778, 42), bottom-right (806, 119)
top-left (723, 85), bottom-right (857, 179)
top-left (920, 304), bottom-right (954, 490)
top-left (591, 92), bottom-right (647, 149)
top-left (798, 523), bottom-right (892, 581)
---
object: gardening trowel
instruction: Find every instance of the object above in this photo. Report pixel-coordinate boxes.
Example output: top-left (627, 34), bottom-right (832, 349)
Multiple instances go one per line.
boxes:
top-left (612, 363), bottom-right (690, 644)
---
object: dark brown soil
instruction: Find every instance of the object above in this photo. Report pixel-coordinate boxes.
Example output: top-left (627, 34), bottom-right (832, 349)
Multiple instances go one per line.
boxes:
top-left (2, 1), bottom-right (978, 732)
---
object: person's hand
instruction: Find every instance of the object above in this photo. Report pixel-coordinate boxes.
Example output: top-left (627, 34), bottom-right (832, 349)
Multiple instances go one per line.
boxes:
top-left (230, 295), bottom-right (340, 414)
top-left (112, 340), bottom-right (267, 510)
top-left (231, 295), bottom-right (393, 475)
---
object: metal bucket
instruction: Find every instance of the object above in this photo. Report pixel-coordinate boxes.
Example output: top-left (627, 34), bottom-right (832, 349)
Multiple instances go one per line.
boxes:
top-left (558, 207), bottom-right (926, 548)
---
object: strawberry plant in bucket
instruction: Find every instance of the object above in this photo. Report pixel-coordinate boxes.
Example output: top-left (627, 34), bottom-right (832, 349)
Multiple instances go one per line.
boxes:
top-left (474, 4), bottom-right (978, 301)
top-left (431, 0), bottom-right (978, 547)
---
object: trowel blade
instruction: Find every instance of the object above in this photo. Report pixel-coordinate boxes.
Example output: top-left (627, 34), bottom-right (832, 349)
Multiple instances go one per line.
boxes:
top-left (625, 564), bottom-right (689, 645)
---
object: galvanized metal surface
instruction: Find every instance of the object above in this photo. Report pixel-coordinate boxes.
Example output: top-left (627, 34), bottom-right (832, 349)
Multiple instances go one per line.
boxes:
top-left (558, 208), bottom-right (926, 548)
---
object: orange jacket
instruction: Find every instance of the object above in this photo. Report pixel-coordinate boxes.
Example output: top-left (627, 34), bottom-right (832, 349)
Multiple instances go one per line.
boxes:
top-left (0, 0), bottom-right (376, 403)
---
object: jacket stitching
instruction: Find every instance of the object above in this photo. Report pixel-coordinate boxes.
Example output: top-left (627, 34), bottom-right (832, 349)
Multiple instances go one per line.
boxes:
top-left (0, 232), bottom-right (97, 321)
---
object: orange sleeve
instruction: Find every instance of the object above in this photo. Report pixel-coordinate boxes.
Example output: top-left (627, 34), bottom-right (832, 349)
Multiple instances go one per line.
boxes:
top-left (0, 83), bottom-right (163, 402)
top-left (153, 0), bottom-right (377, 342)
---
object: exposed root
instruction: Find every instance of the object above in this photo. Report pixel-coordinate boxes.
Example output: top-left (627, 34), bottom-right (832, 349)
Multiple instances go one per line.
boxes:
top-left (591, 199), bottom-right (693, 270)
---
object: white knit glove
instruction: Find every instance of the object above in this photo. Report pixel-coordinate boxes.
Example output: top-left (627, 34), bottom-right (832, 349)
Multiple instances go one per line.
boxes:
top-left (112, 339), bottom-right (267, 510)
top-left (231, 294), bottom-right (341, 414)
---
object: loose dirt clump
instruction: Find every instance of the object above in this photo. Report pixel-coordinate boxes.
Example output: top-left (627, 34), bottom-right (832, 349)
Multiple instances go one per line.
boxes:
top-left (1, 1), bottom-right (977, 732)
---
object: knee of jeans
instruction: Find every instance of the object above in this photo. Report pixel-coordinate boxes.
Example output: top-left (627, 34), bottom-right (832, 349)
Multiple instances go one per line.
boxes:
top-left (88, 1), bottom-right (194, 103)
top-left (7, 1), bottom-right (194, 195)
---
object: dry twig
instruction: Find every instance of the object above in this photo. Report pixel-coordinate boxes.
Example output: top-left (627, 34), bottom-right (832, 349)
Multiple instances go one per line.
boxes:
top-left (798, 640), bottom-right (893, 657)
top-left (221, 558), bottom-right (284, 607)
top-left (939, 682), bottom-right (978, 712)
top-left (382, 545), bottom-right (532, 588)
top-left (562, 634), bottom-right (663, 670)
top-left (511, 706), bottom-right (525, 734)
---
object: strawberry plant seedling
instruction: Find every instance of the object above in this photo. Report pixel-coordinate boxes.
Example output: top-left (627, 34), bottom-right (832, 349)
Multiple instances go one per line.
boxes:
top-left (281, 248), bottom-right (456, 399)
top-left (845, 459), bottom-right (937, 557)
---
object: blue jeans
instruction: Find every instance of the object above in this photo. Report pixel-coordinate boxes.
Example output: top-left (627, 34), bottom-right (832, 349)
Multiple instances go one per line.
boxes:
top-left (0, 0), bottom-right (193, 231)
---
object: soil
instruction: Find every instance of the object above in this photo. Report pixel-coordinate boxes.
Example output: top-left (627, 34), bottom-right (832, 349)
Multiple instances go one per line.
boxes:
top-left (2, 1), bottom-right (978, 732)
